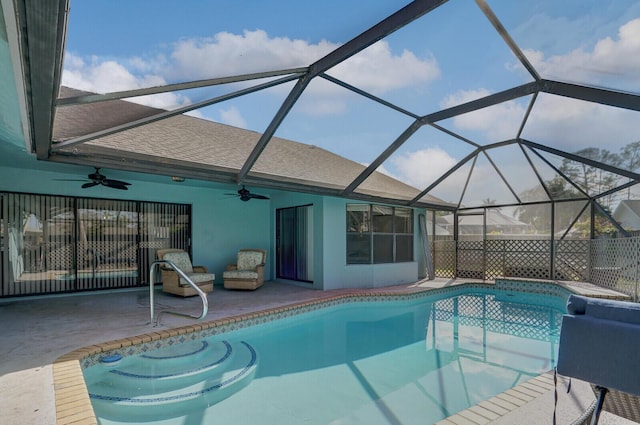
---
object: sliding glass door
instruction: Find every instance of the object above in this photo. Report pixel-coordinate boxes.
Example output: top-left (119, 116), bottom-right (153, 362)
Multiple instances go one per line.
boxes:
top-left (276, 205), bottom-right (313, 283)
top-left (0, 192), bottom-right (191, 297)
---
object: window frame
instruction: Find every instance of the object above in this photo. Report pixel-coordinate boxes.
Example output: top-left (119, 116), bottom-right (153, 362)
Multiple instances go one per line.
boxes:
top-left (346, 204), bottom-right (414, 265)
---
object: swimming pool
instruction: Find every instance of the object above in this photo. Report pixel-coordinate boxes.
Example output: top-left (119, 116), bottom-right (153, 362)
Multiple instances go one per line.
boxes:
top-left (82, 282), bottom-right (569, 425)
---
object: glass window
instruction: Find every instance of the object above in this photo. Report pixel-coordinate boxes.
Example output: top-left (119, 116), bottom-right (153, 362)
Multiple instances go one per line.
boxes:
top-left (373, 234), bottom-right (393, 263)
top-left (347, 204), bottom-right (370, 233)
top-left (347, 204), bottom-right (413, 264)
top-left (394, 208), bottom-right (413, 233)
top-left (347, 234), bottom-right (371, 264)
top-left (372, 206), bottom-right (393, 233)
top-left (395, 235), bottom-right (414, 262)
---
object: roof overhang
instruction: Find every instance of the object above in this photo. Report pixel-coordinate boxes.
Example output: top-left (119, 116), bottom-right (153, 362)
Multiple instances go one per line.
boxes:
top-left (12, 0), bottom-right (69, 159)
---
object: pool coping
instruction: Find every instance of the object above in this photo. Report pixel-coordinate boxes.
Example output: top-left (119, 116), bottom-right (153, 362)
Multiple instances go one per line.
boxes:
top-left (53, 279), bottom-right (630, 425)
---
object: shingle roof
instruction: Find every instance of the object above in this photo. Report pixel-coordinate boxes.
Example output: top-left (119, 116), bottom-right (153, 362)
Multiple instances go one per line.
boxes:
top-left (53, 87), bottom-right (447, 205)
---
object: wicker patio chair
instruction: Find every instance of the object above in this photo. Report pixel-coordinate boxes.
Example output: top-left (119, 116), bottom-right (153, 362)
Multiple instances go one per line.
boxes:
top-left (572, 387), bottom-right (640, 425)
top-left (223, 249), bottom-right (266, 290)
top-left (156, 248), bottom-right (214, 297)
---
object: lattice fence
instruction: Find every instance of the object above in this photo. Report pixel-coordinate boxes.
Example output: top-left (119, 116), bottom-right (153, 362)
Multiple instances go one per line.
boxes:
top-left (485, 240), bottom-right (505, 280)
top-left (45, 242), bottom-right (75, 271)
top-left (555, 239), bottom-right (589, 281)
top-left (456, 241), bottom-right (484, 279)
top-left (590, 237), bottom-right (640, 300)
top-left (429, 236), bottom-right (639, 299)
top-left (433, 240), bottom-right (455, 278)
top-left (502, 239), bottom-right (551, 280)
top-left (450, 239), bottom-right (555, 280)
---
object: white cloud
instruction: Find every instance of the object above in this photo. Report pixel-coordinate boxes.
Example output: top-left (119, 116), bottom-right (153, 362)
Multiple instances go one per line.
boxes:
top-left (523, 95), bottom-right (640, 153)
top-left (523, 18), bottom-right (640, 86)
top-left (218, 106), bottom-right (247, 128)
top-left (164, 30), bottom-right (440, 96)
top-left (62, 53), bottom-right (191, 110)
top-left (328, 42), bottom-right (440, 95)
top-left (446, 19), bottom-right (640, 152)
top-left (441, 89), bottom-right (526, 142)
top-left (389, 147), bottom-right (458, 189)
top-left (512, 19), bottom-right (640, 152)
top-left (374, 163), bottom-right (395, 178)
top-left (63, 29), bottom-right (440, 118)
top-left (166, 30), bottom-right (335, 80)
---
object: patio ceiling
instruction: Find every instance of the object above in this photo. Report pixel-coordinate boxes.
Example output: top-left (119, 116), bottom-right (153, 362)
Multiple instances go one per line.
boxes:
top-left (7, 0), bottom-right (640, 211)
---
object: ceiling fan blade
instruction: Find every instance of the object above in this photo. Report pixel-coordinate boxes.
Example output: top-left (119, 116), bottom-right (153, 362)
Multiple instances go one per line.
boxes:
top-left (81, 182), bottom-right (99, 189)
top-left (104, 178), bottom-right (131, 186)
top-left (103, 179), bottom-right (130, 190)
top-left (248, 193), bottom-right (269, 200)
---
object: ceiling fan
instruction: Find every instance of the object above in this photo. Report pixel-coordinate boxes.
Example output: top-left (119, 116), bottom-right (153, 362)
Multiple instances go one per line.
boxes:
top-left (59, 168), bottom-right (132, 190)
top-left (226, 186), bottom-right (269, 202)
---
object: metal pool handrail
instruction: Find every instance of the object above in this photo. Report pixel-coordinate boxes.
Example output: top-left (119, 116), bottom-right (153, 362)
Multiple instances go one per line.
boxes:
top-left (149, 259), bottom-right (209, 326)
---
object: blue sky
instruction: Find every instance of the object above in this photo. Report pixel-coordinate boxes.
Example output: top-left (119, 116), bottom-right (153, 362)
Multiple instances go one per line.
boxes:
top-left (61, 0), bottom-right (640, 206)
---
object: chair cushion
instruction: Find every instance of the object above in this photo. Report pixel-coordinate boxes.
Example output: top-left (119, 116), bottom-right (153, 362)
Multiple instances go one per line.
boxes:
top-left (237, 250), bottom-right (263, 271)
top-left (179, 272), bottom-right (215, 287)
top-left (567, 294), bottom-right (640, 324)
top-left (163, 252), bottom-right (193, 273)
top-left (223, 270), bottom-right (259, 280)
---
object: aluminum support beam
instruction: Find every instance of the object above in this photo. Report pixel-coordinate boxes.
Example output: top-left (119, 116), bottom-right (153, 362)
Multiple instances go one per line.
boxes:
top-left (475, 0), bottom-right (540, 81)
top-left (320, 73), bottom-right (420, 119)
top-left (236, 0), bottom-right (449, 183)
top-left (56, 68), bottom-right (307, 106)
top-left (410, 149), bottom-right (480, 205)
top-left (310, 0), bottom-right (448, 77)
top-left (521, 139), bottom-right (640, 182)
top-left (342, 119), bottom-right (423, 196)
top-left (52, 74), bottom-right (300, 150)
top-left (541, 79), bottom-right (640, 112)
top-left (422, 81), bottom-right (540, 124)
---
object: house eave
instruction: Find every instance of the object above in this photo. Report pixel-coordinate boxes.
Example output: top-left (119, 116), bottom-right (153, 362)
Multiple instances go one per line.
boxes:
top-left (14, 0), bottom-right (69, 159)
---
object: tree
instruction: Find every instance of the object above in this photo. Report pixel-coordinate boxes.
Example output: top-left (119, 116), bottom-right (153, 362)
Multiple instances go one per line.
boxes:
top-left (558, 147), bottom-right (622, 210)
top-left (513, 141), bottom-right (640, 238)
top-left (620, 141), bottom-right (640, 200)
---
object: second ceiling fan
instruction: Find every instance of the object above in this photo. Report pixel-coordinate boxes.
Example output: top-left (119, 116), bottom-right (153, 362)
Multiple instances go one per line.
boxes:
top-left (227, 186), bottom-right (269, 202)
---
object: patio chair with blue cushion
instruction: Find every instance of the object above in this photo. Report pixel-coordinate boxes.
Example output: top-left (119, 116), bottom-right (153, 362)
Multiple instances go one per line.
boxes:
top-left (156, 248), bottom-right (214, 297)
top-left (556, 294), bottom-right (640, 424)
top-left (223, 249), bottom-right (267, 290)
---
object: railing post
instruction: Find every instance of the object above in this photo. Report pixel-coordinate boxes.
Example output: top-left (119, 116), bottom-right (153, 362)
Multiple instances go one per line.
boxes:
top-left (549, 202), bottom-right (555, 280)
top-left (149, 262), bottom-right (157, 325)
top-left (635, 237), bottom-right (639, 302)
top-left (148, 259), bottom-right (209, 326)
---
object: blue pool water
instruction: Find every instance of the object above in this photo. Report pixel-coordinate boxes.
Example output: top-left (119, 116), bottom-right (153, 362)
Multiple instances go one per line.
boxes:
top-left (84, 286), bottom-right (568, 425)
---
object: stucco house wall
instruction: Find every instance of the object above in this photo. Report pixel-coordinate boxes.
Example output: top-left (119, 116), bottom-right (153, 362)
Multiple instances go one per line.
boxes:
top-left (1, 160), bottom-right (426, 294)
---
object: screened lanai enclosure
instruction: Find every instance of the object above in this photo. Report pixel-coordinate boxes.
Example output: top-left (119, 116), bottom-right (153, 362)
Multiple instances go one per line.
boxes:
top-left (4, 1), bottom-right (640, 298)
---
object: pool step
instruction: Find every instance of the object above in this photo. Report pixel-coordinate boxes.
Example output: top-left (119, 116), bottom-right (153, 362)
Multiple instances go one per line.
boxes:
top-left (88, 340), bottom-right (258, 408)
top-left (100, 340), bottom-right (235, 391)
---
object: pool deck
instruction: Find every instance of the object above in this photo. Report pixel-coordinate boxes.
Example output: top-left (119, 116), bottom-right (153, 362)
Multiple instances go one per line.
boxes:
top-left (0, 278), bottom-right (635, 425)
